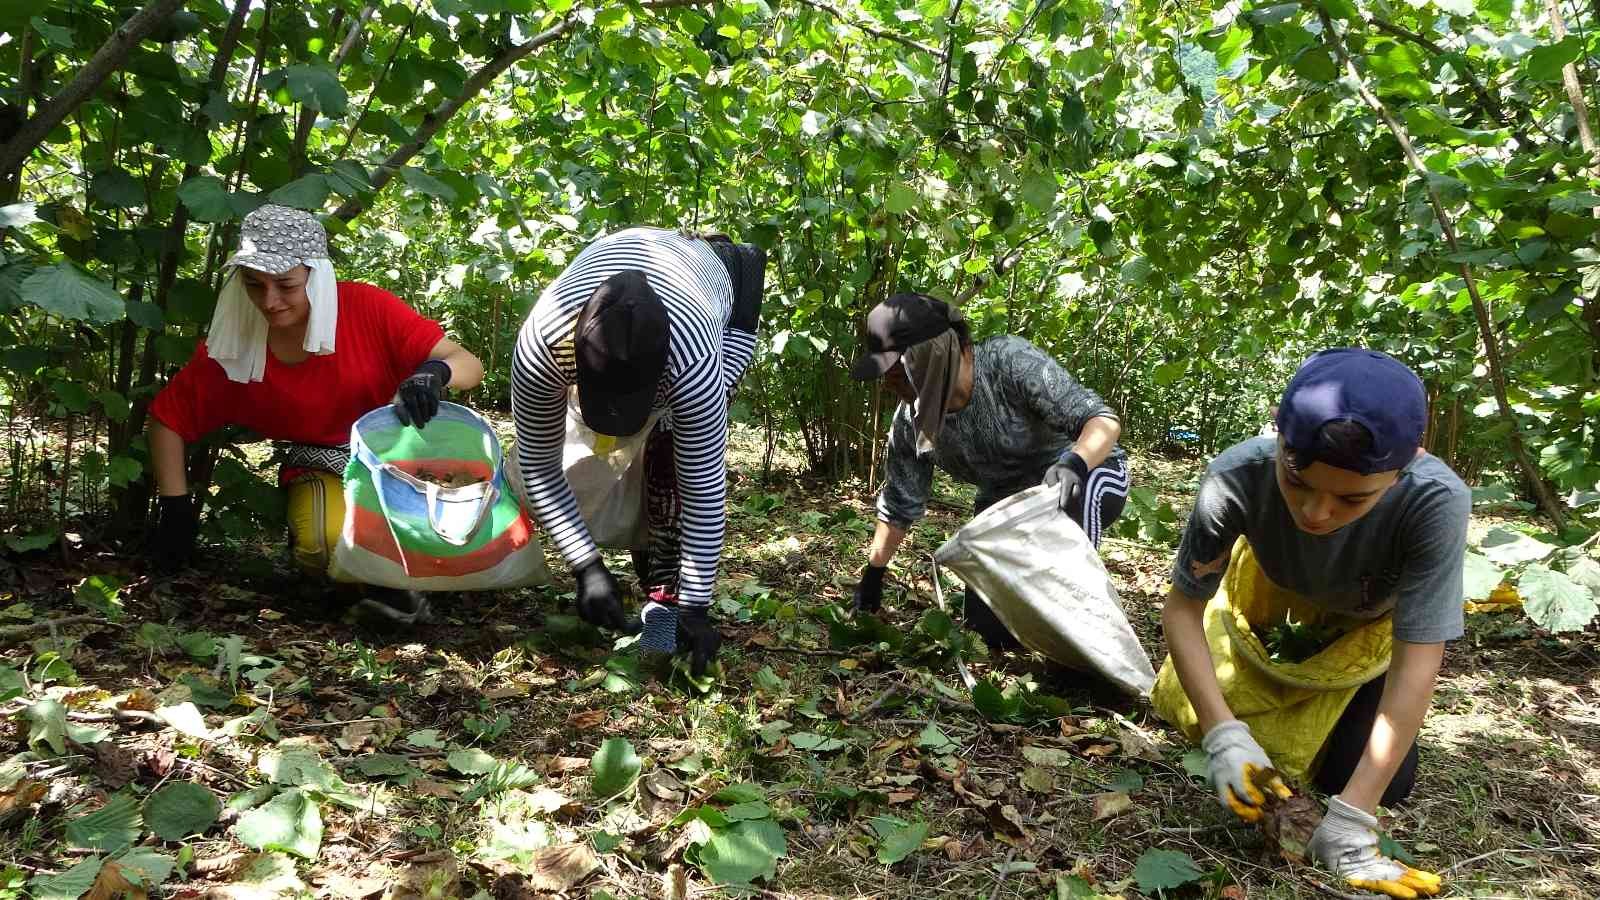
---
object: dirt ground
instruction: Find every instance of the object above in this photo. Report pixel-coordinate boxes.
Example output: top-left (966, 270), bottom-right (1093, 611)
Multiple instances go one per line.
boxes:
top-left (3, 424), bottom-right (1597, 899)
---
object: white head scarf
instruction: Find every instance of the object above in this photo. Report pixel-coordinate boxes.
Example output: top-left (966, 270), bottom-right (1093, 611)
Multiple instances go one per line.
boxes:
top-left (206, 204), bottom-right (339, 383)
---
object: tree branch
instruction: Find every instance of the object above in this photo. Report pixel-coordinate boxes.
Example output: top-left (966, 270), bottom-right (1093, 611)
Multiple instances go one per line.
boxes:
top-left (793, 0), bottom-right (947, 60)
top-left (938, 0), bottom-right (964, 96)
top-left (1321, 10), bottom-right (1568, 530)
top-left (0, 0), bottom-right (189, 194)
top-left (293, 2), bottom-right (378, 175)
top-left (332, 0), bottom-right (717, 222)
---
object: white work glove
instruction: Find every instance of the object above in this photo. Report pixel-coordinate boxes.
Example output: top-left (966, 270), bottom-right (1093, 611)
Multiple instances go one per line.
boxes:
top-left (1308, 796), bottom-right (1443, 898)
top-left (1201, 720), bottom-right (1290, 822)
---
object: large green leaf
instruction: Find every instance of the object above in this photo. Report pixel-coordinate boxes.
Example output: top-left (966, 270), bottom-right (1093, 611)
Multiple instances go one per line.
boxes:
top-left (65, 794), bottom-right (142, 853)
top-left (591, 737), bottom-right (641, 797)
top-left (91, 169), bottom-right (144, 208)
top-left (145, 782), bottom-right (222, 841)
top-left (27, 857), bottom-right (103, 900)
top-left (1525, 36), bottom-right (1583, 81)
top-left (269, 175), bottom-right (331, 210)
top-left (696, 817), bottom-right (788, 885)
top-left (1132, 848), bottom-right (1203, 894)
top-left (278, 65), bottom-right (349, 117)
top-left (177, 176), bottom-right (236, 222)
top-left (236, 787), bottom-right (323, 859)
top-left (400, 167), bottom-right (460, 204)
top-left (19, 264), bottom-right (126, 323)
top-left (1478, 527), bottom-right (1555, 566)
top-left (1461, 551), bottom-right (1503, 602)
top-left (870, 816), bottom-right (928, 864)
top-left (1519, 564), bottom-right (1597, 633)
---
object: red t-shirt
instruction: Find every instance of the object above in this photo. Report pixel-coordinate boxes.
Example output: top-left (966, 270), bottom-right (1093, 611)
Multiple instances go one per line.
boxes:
top-left (151, 282), bottom-right (445, 446)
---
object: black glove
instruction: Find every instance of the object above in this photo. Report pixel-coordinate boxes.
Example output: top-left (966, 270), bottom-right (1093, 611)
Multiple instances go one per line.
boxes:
top-left (394, 359), bottom-right (452, 429)
top-left (1043, 450), bottom-right (1090, 515)
top-left (853, 563), bottom-right (887, 613)
top-left (149, 494), bottom-right (198, 572)
top-left (677, 606), bottom-right (723, 679)
top-left (708, 239), bottom-right (766, 334)
top-left (574, 558), bottom-right (640, 634)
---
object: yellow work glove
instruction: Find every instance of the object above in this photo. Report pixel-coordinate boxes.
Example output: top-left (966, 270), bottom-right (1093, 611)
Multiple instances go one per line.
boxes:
top-left (1200, 720), bottom-right (1291, 822)
top-left (1308, 796), bottom-right (1443, 898)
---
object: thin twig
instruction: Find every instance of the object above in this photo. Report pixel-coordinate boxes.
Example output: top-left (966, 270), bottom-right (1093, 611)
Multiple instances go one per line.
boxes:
top-left (791, 0), bottom-right (946, 59)
top-left (742, 644), bottom-right (853, 658)
top-left (0, 615), bottom-right (107, 642)
top-left (988, 849), bottom-right (1017, 900)
top-left (283, 716), bottom-right (397, 730)
top-left (1305, 877), bottom-right (1384, 900)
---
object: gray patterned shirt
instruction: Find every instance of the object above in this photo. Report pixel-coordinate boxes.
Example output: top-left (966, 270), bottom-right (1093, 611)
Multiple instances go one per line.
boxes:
top-left (877, 335), bottom-right (1125, 526)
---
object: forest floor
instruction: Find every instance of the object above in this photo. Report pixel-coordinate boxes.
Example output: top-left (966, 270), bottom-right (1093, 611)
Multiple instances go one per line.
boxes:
top-left (2, 424), bottom-right (1598, 899)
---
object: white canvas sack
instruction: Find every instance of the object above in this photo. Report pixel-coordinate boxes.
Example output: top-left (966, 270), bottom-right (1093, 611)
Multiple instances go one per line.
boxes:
top-left (508, 389), bottom-right (664, 551)
top-left (935, 484), bottom-right (1157, 696)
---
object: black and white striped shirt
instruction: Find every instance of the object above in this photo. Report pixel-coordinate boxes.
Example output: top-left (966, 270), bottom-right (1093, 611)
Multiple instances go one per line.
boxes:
top-left (511, 227), bottom-right (757, 608)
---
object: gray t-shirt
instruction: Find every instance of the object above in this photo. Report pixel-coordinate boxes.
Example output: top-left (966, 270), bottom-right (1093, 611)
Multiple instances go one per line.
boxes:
top-left (1171, 437), bottom-right (1470, 644)
top-left (877, 335), bottom-right (1125, 526)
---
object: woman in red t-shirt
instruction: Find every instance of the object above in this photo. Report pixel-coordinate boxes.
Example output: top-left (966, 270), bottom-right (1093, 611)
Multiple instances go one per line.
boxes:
top-left (146, 205), bottom-right (483, 621)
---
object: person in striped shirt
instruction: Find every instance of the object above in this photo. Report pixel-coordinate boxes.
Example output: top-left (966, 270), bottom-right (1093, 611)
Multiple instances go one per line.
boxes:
top-left (511, 227), bottom-right (763, 676)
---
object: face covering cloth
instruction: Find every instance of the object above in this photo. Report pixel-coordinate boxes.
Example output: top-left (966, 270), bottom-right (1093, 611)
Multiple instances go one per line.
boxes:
top-left (206, 259), bottom-right (339, 383)
top-left (901, 327), bottom-right (962, 455)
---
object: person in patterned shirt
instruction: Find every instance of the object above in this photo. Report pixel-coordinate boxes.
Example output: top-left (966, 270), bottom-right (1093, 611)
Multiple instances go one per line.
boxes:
top-left (847, 293), bottom-right (1129, 650)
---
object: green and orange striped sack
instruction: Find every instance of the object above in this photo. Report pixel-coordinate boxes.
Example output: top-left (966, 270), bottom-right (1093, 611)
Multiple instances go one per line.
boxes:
top-left (332, 402), bottom-right (548, 590)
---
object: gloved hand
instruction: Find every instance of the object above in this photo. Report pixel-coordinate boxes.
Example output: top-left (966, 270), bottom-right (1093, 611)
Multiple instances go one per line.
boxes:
top-left (149, 494), bottom-right (199, 572)
top-left (1043, 450), bottom-right (1089, 515)
top-left (852, 563), bottom-right (887, 613)
top-left (637, 593), bottom-right (722, 678)
top-left (1201, 720), bottom-right (1291, 822)
top-left (677, 605), bottom-right (722, 679)
top-left (394, 359), bottom-right (452, 429)
top-left (574, 558), bottom-right (640, 634)
top-left (729, 243), bottom-right (766, 334)
top-left (1309, 796), bottom-right (1443, 898)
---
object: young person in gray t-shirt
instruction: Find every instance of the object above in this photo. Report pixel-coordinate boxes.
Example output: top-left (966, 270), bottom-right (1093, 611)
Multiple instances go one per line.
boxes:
top-left (1164, 349), bottom-right (1465, 899)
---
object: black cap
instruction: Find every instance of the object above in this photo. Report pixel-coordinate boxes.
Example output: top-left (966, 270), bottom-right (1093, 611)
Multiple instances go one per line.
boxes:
top-left (575, 271), bottom-right (669, 436)
top-left (1277, 348), bottom-right (1426, 475)
top-left (849, 292), bottom-right (959, 381)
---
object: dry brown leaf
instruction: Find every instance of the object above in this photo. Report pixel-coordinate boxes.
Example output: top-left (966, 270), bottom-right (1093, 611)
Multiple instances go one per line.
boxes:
top-left (744, 631), bottom-right (777, 648)
top-left (411, 779), bottom-right (460, 799)
top-left (119, 687), bottom-right (160, 712)
top-left (535, 755), bottom-right (590, 775)
top-left (1220, 886), bottom-right (1246, 900)
top-left (1115, 723), bottom-right (1164, 761)
top-left (93, 741), bottom-right (140, 790)
top-left (1020, 766), bottom-right (1055, 794)
top-left (384, 849), bottom-right (460, 900)
top-left (84, 860), bottom-right (147, 900)
top-left (1256, 771), bottom-right (1322, 865)
top-left (481, 684), bottom-right (527, 700)
top-left (566, 709), bottom-right (608, 731)
top-left (315, 871), bottom-right (388, 900)
top-left (886, 790), bottom-right (919, 805)
top-left (643, 769), bottom-right (685, 802)
top-left (834, 686), bottom-right (852, 716)
top-left (521, 843), bottom-right (599, 892)
top-left (0, 779), bottom-right (45, 827)
top-left (525, 787), bottom-right (580, 817)
top-left (142, 746), bottom-right (177, 779)
top-left (335, 718), bottom-right (400, 752)
top-left (1091, 792), bottom-right (1132, 821)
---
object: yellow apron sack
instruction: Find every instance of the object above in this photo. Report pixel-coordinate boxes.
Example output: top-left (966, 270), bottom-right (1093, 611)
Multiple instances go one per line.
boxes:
top-left (1150, 539), bottom-right (1394, 780)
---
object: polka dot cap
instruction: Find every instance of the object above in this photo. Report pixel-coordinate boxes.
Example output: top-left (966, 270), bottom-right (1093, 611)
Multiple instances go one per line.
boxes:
top-left (224, 204), bottom-right (329, 274)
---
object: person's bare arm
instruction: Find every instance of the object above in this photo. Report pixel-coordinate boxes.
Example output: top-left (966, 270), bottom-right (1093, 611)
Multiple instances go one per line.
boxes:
top-left (1161, 584), bottom-right (1235, 732)
top-left (1337, 640), bottom-right (1443, 812)
top-left (867, 520), bottom-right (908, 568)
top-left (1072, 415), bottom-right (1121, 469)
top-left (426, 337), bottom-right (484, 390)
top-left (149, 421), bottom-right (189, 497)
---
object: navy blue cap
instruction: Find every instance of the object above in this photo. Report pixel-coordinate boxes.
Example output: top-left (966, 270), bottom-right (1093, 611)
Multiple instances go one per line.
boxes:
top-left (1276, 348), bottom-right (1426, 475)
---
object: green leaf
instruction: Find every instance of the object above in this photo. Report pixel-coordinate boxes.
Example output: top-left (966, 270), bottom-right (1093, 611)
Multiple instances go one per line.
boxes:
top-left (885, 181), bottom-right (919, 215)
top-left (145, 782), bottom-right (221, 841)
top-left (1120, 255), bottom-right (1152, 285)
top-left (448, 748), bottom-right (498, 775)
top-left (723, 801), bottom-right (771, 822)
top-left (30, 16), bottom-right (75, 48)
top-left (1525, 35), bottom-right (1583, 81)
top-left (1181, 748), bottom-right (1210, 779)
top-left (1054, 873), bottom-right (1099, 898)
top-left (19, 264), bottom-right (126, 323)
top-left (155, 702), bottom-right (212, 740)
top-left (177, 176), bottom-right (236, 222)
top-left (1133, 848), bottom-right (1204, 893)
top-left (279, 65), bottom-right (349, 117)
top-left (1433, 0), bottom-right (1475, 14)
top-left (0, 666), bottom-right (24, 703)
top-left (972, 679), bottom-right (1010, 721)
top-left (1519, 564), bottom-right (1598, 633)
top-left (236, 788), bottom-right (323, 859)
top-left (73, 575), bottom-right (123, 620)
top-left (406, 728), bottom-right (447, 749)
top-left (1021, 169), bottom-right (1057, 212)
top-left (66, 794), bottom-right (142, 853)
top-left (27, 857), bottom-right (103, 900)
top-left (25, 698), bottom-right (109, 754)
top-left (918, 722), bottom-right (955, 751)
top-left (1319, 0), bottom-right (1359, 20)
top-left (591, 738), bottom-right (641, 796)
top-left (870, 816), bottom-right (928, 864)
top-left (789, 731), bottom-right (850, 752)
top-left (91, 169), bottom-right (144, 208)
top-left (114, 848), bottom-right (176, 886)
top-left (1291, 48), bottom-right (1336, 81)
top-left (713, 783), bottom-right (764, 804)
top-left (400, 167), bottom-right (460, 204)
top-left (1478, 527), bottom-right (1555, 566)
top-left (1461, 551), bottom-right (1504, 602)
top-left (696, 817), bottom-right (787, 885)
top-left (268, 175), bottom-right (331, 210)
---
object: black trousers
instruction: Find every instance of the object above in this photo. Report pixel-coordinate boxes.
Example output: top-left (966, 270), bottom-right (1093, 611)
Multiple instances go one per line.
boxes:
top-left (1313, 672), bottom-right (1420, 807)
